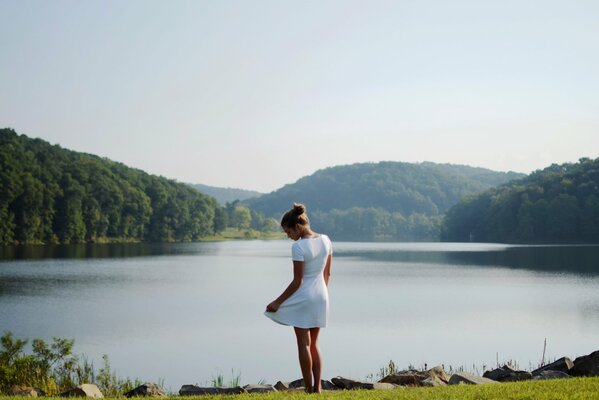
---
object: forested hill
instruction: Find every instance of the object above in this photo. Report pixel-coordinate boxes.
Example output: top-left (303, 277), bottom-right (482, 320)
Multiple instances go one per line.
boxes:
top-left (246, 162), bottom-right (523, 241)
top-left (441, 158), bottom-right (599, 244)
top-left (189, 183), bottom-right (262, 205)
top-left (0, 128), bottom-right (225, 245)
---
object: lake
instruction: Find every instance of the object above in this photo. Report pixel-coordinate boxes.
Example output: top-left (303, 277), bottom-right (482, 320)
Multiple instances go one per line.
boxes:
top-left (1, 241), bottom-right (599, 391)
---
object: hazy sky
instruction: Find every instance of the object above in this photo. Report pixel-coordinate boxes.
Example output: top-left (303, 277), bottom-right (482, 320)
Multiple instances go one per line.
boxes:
top-left (1, 0), bottom-right (598, 192)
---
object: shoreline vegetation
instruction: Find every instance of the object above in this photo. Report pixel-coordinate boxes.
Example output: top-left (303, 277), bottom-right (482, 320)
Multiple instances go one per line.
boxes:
top-left (200, 228), bottom-right (285, 241)
top-left (0, 228), bottom-right (285, 248)
top-left (2, 333), bottom-right (598, 399)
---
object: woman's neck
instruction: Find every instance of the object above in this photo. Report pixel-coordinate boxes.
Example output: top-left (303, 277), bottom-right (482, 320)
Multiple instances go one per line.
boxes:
top-left (299, 227), bottom-right (317, 239)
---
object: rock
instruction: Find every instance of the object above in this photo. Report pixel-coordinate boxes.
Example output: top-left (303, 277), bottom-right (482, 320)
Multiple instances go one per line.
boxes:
top-left (571, 350), bottom-right (599, 376)
top-left (448, 372), bottom-right (499, 385)
top-left (60, 384), bottom-right (104, 398)
top-left (421, 377), bottom-right (445, 387)
top-left (242, 384), bottom-right (276, 393)
top-left (286, 379), bottom-right (338, 391)
top-left (483, 365), bottom-right (532, 382)
top-left (124, 383), bottom-right (167, 397)
top-left (178, 385), bottom-right (245, 395)
top-left (331, 376), bottom-right (396, 390)
top-left (533, 370), bottom-right (572, 380)
top-left (380, 366), bottom-right (449, 387)
top-left (10, 386), bottom-right (46, 397)
top-left (532, 357), bottom-right (574, 376)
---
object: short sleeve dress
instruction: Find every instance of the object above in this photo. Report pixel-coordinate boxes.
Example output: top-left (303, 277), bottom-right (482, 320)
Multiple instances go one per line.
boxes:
top-left (264, 235), bottom-right (333, 328)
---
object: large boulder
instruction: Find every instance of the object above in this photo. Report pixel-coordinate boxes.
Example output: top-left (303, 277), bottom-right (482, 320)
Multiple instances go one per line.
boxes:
top-left (124, 383), bottom-right (167, 397)
top-left (10, 386), bottom-right (45, 397)
top-left (571, 350), bottom-right (599, 376)
top-left (483, 365), bottom-right (532, 382)
top-left (532, 357), bottom-right (574, 376)
top-left (380, 366), bottom-right (449, 387)
top-left (421, 377), bottom-right (445, 387)
top-left (533, 370), bottom-right (572, 380)
top-left (331, 376), bottom-right (396, 390)
top-left (242, 384), bottom-right (276, 393)
top-left (60, 384), bottom-right (104, 398)
top-left (178, 385), bottom-right (245, 395)
top-left (449, 372), bottom-right (499, 385)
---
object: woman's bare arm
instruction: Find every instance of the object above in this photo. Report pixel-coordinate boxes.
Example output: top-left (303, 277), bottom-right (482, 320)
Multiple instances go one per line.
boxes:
top-left (266, 261), bottom-right (304, 312)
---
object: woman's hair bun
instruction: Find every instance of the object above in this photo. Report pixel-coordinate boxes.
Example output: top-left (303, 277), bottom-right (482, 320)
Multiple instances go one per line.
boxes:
top-left (281, 202), bottom-right (310, 228)
top-left (293, 203), bottom-right (306, 215)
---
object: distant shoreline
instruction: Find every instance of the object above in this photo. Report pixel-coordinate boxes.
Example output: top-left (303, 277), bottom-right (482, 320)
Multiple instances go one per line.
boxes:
top-left (0, 229), bottom-right (285, 248)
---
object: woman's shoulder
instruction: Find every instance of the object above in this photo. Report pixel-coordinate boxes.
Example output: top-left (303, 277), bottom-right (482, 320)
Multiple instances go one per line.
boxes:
top-left (320, 233), bottom-right (331, 242)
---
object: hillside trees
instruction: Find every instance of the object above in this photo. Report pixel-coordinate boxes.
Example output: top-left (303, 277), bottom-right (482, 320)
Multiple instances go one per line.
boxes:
top-left (441, 158), bottom-right (599, 243)
top-left (0, 128), bottom-right (221, 244)
top-left (246, 161), bottom-right (522, 241)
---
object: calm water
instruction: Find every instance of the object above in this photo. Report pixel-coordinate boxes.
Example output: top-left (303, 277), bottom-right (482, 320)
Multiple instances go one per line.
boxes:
top-left (1, 241), bottom-right (599, 391)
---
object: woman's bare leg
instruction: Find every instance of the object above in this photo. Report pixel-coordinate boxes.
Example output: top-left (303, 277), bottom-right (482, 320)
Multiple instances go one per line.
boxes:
top-left (309, 328), bottom-right (322, 393)
top-left (293, 327), bottom-right (313, 393)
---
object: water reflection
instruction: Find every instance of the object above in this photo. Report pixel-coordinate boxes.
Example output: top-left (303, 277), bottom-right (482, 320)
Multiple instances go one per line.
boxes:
top-left (0, 242), bottom-right (214, 260)
top-left (334, 245), bottom-right (599, 275)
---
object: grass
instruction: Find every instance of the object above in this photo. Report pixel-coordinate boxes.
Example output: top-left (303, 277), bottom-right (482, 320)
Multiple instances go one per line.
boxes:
top-left (2, 377), bottom-right (597, 400)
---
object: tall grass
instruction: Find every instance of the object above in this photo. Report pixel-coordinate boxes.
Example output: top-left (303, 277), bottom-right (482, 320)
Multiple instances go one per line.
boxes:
top-left (211, 369), bottom-right (242, 387)
top-left (0, 332), bottom-right (142, 396)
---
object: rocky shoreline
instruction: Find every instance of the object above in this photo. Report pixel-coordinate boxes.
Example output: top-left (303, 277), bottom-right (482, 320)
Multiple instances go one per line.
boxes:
top-left (8, 349), bottom-right (599, 397)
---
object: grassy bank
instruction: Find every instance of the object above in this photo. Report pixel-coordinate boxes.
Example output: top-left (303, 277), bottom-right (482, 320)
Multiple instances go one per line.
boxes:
top-left (3, 377), bottom-right (598, 400)
top-left (202, 228), bottom-right (285, 241)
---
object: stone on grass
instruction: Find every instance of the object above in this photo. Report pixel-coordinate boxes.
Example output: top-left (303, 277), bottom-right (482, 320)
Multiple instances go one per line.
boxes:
top-left (286, 379), bottom-right (338, 391)
top-left (242, 384), bottom-right (277, 393)
top-left (533, 370), bottom-right (572, 380)
top-left (483, 365), bottom-right (532, 382)
top-left (10, 386), bottom-right (45, 397)
top-left (571, 350), bottom-right (599, 377)
top-left (178, 385), bottom-right (245, 396)
top-left (421, 377), bottom-right (445, 387)
top-left (59, 384), bottom-right (104, 398)
top-left (331, 376), bottom-right (396, 390)
top-left (532, 357), bottom-right (574, 376)
top-left (380, 366), bottom-right (449, 387)
top-left (124, 383), bottom-right (166, 397)
top-left (449, 372), bottom-right (498, 385)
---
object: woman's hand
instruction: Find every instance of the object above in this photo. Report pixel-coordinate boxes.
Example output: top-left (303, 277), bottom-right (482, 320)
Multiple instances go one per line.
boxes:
top-left (266, 301), bottom-right (280, 312)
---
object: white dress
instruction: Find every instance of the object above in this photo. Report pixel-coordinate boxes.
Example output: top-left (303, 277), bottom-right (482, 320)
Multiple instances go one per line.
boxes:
top-left (265, 235), bottom-right (333, 328)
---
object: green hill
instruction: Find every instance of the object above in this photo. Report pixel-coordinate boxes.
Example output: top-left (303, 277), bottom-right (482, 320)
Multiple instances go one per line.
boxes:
top-left (246, 162), bottom-right (523, 241)
top-left (0, 128), bottom-right (225, 245)
top-left (189, 183), bottom-right (262, 205)
top-left (441, 158), bottom-right (599, 243)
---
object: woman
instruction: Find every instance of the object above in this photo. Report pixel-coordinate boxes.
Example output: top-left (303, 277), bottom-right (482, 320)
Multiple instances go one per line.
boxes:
top-left (264, 203), bottom-right (333, 393)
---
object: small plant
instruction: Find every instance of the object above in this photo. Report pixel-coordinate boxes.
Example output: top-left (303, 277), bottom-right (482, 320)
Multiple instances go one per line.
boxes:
top-left (211, 368), bottom-right (241, 388)
top-left (375, 359), bottom-right (398, 380)
top-left (0, 331), bottom-right (141, 396)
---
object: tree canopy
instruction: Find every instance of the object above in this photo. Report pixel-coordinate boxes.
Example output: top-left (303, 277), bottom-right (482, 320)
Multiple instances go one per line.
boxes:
top-left (441, 158), bottom-right (599, 244)
top-left (246, 161), bottom-right (522, 241)
top-left (0, 128), bottom-right (225, 244)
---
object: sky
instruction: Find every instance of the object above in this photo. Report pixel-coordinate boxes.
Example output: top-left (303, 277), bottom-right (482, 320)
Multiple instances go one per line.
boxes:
top-left (1, 0), bottom-right (598, 193)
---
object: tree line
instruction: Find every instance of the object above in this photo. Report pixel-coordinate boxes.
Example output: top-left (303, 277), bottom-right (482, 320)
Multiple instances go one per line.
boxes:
top-left (311, 208), bottom-right (442, 241)
top-left (441, 158), bottom-right (599, 243)
top-left (0, 129), bottom-right (274, 245)
top-left (246, 161), bottom-right (522, 241)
